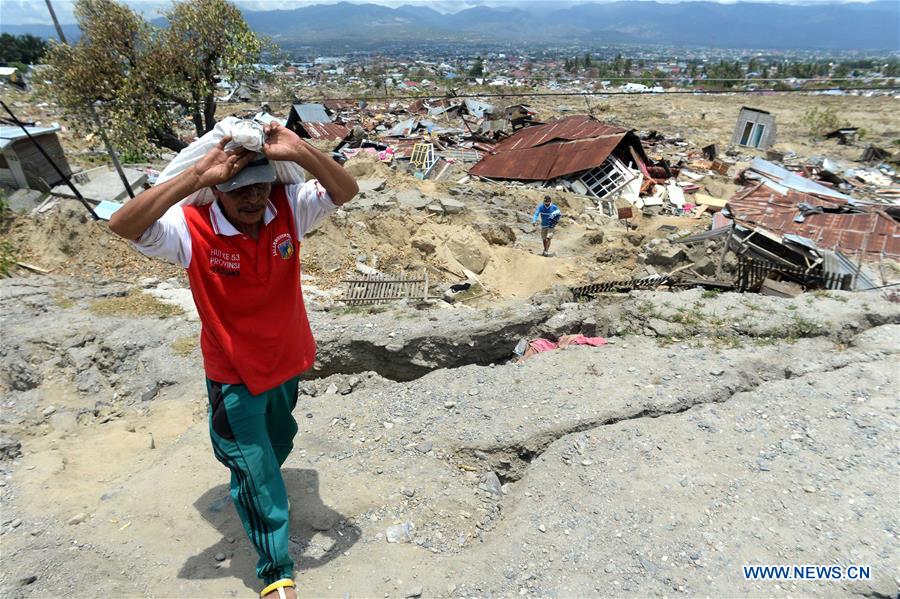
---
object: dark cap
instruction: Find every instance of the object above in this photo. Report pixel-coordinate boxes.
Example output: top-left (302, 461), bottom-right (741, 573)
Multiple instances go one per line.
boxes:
top-left (215, 153), bottom-right (276, 193)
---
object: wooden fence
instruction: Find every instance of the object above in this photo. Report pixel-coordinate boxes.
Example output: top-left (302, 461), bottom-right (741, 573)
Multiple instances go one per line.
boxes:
top-left (571, 275), bottom-right (670, 300)
top-left (341, 270), bottom-right (429, 305)
top-left (735, 256), bottom-right (851, 292)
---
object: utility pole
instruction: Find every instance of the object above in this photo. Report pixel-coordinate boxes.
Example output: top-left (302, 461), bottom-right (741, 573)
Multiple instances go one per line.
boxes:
top-left (44, 0), bottom-right (135, 199)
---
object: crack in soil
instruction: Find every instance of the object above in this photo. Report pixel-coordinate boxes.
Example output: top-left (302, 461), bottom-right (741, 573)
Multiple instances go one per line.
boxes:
top-left (304, 309), bottom-right (576, 382)
top-left (454, 353), bottom-right (887, 484)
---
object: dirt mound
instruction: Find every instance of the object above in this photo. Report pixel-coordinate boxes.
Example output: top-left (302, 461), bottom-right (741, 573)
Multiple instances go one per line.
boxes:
top-left (1, 200), bottom-right (181, 282)
top-left (342, 153), bottom-right (393, 180)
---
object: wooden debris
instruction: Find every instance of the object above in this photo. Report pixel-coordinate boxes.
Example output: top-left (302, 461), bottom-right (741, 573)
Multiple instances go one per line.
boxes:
top-left (341, 269), bottom-right (429, 305)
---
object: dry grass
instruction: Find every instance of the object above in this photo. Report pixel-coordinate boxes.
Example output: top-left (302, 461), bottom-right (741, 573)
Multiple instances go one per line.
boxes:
top-left (170, 336), bottom-right (198, 356)
top-left (90, 291), bottom-right (184, 318)
top-left (51, 291), bottom-right (75, 309)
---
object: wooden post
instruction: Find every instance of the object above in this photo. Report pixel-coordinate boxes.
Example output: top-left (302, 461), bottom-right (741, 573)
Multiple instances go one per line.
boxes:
top-left (716, 227), bottom-right (734, 279)
top-left (43, 0), bottom-right (134, 200)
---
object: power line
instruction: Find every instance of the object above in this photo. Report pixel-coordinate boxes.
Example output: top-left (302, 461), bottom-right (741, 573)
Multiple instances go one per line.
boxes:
top-left (295, 86), bottom-right (899, 104)
top-left (473, 77), bottom-right (899, 83)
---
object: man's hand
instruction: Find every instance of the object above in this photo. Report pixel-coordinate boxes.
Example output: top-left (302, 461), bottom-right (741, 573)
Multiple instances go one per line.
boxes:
top-left (263, 122), bottom-right (304, 163)
top-left (262, 121), bottom-right (358, 206)
top-left (110, 137), bottom-right (252, 241)
top-left (192, 137), bottom-right (254, 189)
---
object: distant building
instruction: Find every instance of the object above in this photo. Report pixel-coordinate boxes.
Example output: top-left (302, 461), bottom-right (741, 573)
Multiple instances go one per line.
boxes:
top-left (732, 107), bottom-right (776, 150)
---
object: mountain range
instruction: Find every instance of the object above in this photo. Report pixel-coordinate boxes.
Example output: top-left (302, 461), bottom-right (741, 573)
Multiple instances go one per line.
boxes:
top-left (3, 1), bottom-right (898, 51)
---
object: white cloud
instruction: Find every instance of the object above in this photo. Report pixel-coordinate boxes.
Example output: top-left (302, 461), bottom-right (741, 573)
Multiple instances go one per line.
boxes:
top-left (1, 0), bottom-right (881, 25)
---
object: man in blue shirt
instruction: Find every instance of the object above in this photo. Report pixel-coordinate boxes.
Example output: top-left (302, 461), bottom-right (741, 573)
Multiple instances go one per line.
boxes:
top-left (532, 195), bottom-right (561, 256)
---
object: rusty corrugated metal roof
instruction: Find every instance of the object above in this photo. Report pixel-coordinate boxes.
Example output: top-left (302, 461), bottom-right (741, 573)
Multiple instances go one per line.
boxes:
top-left (300, 122), bottom-right (350, 140)
top-left (471, 136), bottom-right (625, 181)
top-left (493, 115), bottom-right (627, 152)
top-left (469, 115), bottom-right (641, 181)
top-left (726, 183), bottom-right (899, 261)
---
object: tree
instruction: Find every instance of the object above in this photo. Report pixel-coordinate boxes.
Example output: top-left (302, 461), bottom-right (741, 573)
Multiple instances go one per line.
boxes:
top-left (802, 106), bottom-right (842, 138)
top-left (583, 52), bottom-right (592, 69)
top-left (43, 0), bottom-right (265, 156)
top-left (468, 57), bottom-right (484, 79)
top-left (0, 33), bottom-right (47, 64)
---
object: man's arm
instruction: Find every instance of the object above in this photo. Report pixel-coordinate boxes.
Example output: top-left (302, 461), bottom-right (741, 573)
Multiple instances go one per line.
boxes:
top-left (108, 138), bottom-right (253, 241)
top-left (532, 205), bottom-right (541, 223)
top-left (263, 123), bottom-right (358, 206)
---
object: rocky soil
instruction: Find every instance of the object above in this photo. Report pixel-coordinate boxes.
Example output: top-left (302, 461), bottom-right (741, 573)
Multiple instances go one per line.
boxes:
top-left (1, 275), bottom-right (898, 598)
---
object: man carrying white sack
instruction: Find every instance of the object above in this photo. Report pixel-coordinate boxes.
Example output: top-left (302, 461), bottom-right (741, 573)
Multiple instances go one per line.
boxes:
top-left (109, 121), bottom-right (358, 599)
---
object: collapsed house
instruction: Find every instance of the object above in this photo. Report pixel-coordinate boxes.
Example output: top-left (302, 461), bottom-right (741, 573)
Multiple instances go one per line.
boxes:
top-left (721, 158), bottom-right (899, 291)
top-left (468, 115), bottom-right (650, 214)
top-left (505, 104), bottom-right (537, 131)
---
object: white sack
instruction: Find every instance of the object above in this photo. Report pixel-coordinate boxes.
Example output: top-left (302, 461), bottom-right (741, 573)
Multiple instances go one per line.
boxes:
top-left (156, 116), bottom-right (305, 206)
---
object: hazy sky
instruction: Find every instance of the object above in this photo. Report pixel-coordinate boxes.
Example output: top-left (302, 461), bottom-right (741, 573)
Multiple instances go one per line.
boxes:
top-left (1, 0), bottom-right (880, 25)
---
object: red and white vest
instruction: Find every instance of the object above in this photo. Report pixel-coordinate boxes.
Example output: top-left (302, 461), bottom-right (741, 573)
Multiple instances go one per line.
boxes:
top-left (183, 185), bottom-right (315, 395)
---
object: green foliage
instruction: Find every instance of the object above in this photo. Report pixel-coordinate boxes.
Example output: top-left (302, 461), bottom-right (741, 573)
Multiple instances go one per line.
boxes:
top-left (703, 60), bottom-right (744, 88)
top-left (42, 0), bottom-right (266, 156)
top-left (884, 58), bottom-right (900, 78)
top-left (0, 33), bottom-right (47, 64)
top-left (467, 58), bottom-right (484, 79)
top-left (784, 317), bottom-right (821, 340)
top-left (801, 106), bottom-right (842, 138)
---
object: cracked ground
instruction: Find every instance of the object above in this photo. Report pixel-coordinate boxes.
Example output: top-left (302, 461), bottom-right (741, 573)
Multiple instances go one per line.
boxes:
top-left (0, 278), bottom-right (898, 598)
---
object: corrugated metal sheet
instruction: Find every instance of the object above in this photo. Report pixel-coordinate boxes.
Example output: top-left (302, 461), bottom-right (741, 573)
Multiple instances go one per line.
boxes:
top-left (323, 100), bottom-right (354, 112)
top-left (291, 103), bottom-right (331, 123)
top-left (468, 115), bottom-right (642, 181)
top-left (745, 157), bottom-right (852, 201)
top-left (726, 183), bottom-right (899, 261)
top-left (471, 134), bottom-right (627, 180)
top-left (300, 122), bottom-right (350, 140)
top-left (385, 118), bottom-right (417, 137)
top-left (493, 116), bottom-right (627, 152)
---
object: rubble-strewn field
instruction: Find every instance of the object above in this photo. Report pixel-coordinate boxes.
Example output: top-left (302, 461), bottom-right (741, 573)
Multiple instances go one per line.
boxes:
top-left (1, 89), bottom-right (899, 598)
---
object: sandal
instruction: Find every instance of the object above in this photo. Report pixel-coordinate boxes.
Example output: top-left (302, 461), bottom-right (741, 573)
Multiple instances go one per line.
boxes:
top-left (260, 578), bottom-right (295, 598)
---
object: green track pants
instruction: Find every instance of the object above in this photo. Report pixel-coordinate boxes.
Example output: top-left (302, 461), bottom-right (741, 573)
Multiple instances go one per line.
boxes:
top-left (206, 376), bottom-right (300, 585)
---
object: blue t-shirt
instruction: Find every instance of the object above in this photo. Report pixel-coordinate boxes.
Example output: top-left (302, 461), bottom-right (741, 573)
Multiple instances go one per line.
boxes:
top-left (533, 203), bottom-right (561, 227)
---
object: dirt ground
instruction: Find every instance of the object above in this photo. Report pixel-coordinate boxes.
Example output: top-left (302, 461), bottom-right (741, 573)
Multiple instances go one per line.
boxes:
top-left (1, 88), bottom-right (899, 598)
top-left (1, 277), bottom-right (898, 598)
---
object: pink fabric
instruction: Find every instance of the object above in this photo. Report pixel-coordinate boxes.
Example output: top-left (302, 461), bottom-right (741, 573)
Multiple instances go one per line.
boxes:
top-left (528, 338), bottom-right (558, 353)
top-left (558, 334), bottom-right (608, 348)
top-left (519, 335), bottom-right (608, 361)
